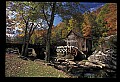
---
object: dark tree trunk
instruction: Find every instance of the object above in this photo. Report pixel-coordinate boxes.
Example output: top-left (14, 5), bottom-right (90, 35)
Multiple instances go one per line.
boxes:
top-left (45, 34), bottom-right (50, 62)
top-left (24, 23), bottom-right (34, 57)
top-left (45, 2), bottom-right (56, 63)
top-left (24, 40), bottom-right (29, 57)
top-left (21, 21), bottom-right (35, 57)
top-left (21, 22), bottom-right (28, 56)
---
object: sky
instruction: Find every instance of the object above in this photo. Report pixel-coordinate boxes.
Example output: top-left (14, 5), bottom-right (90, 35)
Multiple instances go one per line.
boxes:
top-left (53, 2), bottom-right (106, 26)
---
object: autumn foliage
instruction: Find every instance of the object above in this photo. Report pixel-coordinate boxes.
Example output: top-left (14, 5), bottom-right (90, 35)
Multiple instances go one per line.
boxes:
top-left (23, 3), bottom-right (117, 46)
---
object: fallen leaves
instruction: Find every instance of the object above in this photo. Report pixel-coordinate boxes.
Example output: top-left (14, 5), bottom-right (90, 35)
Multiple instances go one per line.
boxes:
top-left (5, 53), bottom-right (70, 77)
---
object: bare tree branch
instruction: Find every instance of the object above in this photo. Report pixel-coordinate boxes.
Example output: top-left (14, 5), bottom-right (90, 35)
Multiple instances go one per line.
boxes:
top-left (29, 22), bottom-right (34, 36)
top-left (30, 23), bottom-right (39, 37)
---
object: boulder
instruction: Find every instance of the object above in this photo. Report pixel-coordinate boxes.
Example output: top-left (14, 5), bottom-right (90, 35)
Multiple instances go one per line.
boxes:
top-left (74, 34), bottom-right (117, 78)
top-left (87, 34), bottom-right (117, 70)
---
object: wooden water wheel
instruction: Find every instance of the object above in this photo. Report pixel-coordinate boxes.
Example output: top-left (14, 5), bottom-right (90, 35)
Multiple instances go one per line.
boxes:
top-left (71, 47), bottom-right (78, 57)
top-left (67, 47), bottom-right (78, 57)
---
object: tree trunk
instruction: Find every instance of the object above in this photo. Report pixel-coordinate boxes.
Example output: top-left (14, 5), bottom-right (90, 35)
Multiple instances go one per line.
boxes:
top-left (24, 23), bottom-right (34, 57)
top-left (45, 2), bottom-right (56, 63)
top-left (21, 22), bottom-right (28, 56)
top-left (21, 21), bottom-right (36, 57)
top-left (45, 32), bottom-right (50, 62)
top-left (24, 40), bottom-right (29, 57)
top-left (21, 43), bottom-right (26, 56)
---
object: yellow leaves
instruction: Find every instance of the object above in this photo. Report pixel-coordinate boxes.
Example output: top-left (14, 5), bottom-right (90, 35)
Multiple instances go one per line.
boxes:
top-left (82, 22), bottom-right (86, 27)
top-left (102, 32), bottom-right (108, 37)
top-left (19, 33), bottom-right (25, 37)
top-left (68, 18), bottom-right (77, 28)
top-left (51, 31), bottom-right (56, 38)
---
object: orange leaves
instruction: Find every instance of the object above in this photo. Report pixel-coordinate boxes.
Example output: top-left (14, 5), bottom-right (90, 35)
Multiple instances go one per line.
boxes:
top-left (82, 26), bottom-right (91, 37)
top-left (103, 3), bottom-right (117, 35)
top-left (90, 3), bottom-right (117, 37)
top-left (18, 33), bottom-right (25, 37)
top-left (33, 30), bottom-right (47, 38)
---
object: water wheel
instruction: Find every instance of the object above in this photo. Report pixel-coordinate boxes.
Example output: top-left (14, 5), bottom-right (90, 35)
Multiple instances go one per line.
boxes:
top-left (67, 47), bottom-right (78, 57)
top-left (67, 47), bottom-right (85, 61)
top-left (71, 47), bottom-right (78, 57)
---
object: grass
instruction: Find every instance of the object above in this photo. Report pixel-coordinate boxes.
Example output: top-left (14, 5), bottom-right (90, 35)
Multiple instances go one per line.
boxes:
top-left (5, 53), bottom-right (71, 77)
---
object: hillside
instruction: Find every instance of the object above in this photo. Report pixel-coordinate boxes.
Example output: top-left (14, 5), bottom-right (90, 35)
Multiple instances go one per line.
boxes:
top-left (93, 3), bottom-right (117, 35)
top-left (30, 3), bottom-right (117, 45)
top-left (52, 3), bottom-right (117, 38)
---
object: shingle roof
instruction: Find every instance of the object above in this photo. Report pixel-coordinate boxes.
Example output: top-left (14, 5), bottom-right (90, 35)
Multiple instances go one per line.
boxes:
top-left (66, 30), bottom-right (84, 38)
top-left (66, 30), bottom-right (92, 40)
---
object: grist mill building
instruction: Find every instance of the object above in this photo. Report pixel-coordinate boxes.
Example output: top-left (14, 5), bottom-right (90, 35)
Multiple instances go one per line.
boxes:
top-left (65, 30), bottom-right (92, 53)
top-left (56, 30), bottom-right (92, 61)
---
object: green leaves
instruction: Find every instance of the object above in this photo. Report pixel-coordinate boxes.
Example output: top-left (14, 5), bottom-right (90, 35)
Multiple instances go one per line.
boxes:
top-left (96, 4), bottom-right (109, 24)
top-left (7, 1), bottom-right (43, 23)
top-left (56, 2), bottom-right (85, 20)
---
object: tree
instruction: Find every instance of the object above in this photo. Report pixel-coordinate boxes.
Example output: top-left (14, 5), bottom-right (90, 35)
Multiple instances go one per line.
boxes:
top-left (42, 2), bottom-right (88, 62)
top-left (42, 2), bottom-right (87, 62)
top-left (6, 2), bottom-right (86, 62)
top-left (81, 9), bottom-right (109, 51)
top-left (6, 1), bottom-right (46, 57)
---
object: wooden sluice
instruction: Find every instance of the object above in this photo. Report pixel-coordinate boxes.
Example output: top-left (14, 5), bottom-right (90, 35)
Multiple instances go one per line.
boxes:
top-left (55, 46), bottom-right (86, 62)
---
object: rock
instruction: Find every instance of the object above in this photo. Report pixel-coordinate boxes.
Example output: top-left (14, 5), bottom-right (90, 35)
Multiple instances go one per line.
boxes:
top-left (31, 48), bottom-right (37, 56)
top-left (88, 34), bottom-right (116, 69)
top-left (51, 34), bottom-right (117, 78)
top-left (72, 34), bottom-right (117, 78)
top-left (78, 61), bottom-right (103, 68)
top-left (87, 49), bottom-right (116, 69)
top-left (68, 61), bottom-right (76, 65)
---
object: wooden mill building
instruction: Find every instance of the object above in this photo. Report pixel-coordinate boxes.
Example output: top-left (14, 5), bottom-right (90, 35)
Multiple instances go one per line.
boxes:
top-left (65, 30), bottom-right (92, 56)
top-left (56, 30), bottom-right (92, 61)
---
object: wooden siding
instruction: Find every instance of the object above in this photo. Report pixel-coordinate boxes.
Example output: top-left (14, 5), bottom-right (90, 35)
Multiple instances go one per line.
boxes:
top-left (66, 30), bottom-right (92, 52)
